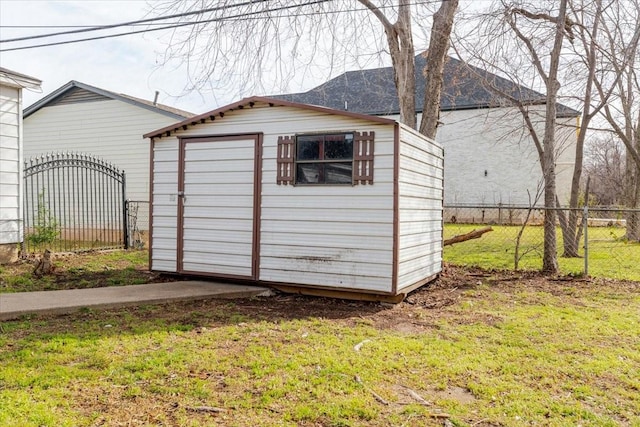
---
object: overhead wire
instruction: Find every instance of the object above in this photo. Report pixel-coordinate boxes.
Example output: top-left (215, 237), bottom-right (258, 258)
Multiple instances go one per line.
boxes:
top-left (0, 0), bottom-right (270, 43)
top-left (0, 0), bottom-right (440, 52)
top-left (0, 0), bottom-right (331, 52)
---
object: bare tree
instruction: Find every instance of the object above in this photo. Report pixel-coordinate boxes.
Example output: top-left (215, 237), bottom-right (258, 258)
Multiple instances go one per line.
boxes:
top-left (558, 0), bottom-right (607, 257)
top-left (359, 0), bottom-right (416, 128)
top-left (419, 0), bottom-right (458, 139)
top-left (584, 135), bottom-right (626, 206)
top-left (591, 0), bottom-right (640, 240)
top-left (150, 0), bottom-right (458, 137)
top-left (455, 0), bottom-right (571, 273)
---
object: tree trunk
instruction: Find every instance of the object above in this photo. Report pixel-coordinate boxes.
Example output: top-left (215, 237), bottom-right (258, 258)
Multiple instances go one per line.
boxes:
top-left (358, 0), bottom-right (416, 129)
top-left (561, 0), bottom-right (605, 258)
top-left (419, 0), bottom-right (458, 140)
top-left (626, 160), bottom-right (640, 241)
top-left (540, 0), bottom-right (568, 274)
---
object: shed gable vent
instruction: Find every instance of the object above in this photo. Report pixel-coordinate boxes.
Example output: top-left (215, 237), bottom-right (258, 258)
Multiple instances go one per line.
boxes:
top-left (276, 135), bottom-right (295, 185)
top-left (50, 87), bottom-right (111, 106)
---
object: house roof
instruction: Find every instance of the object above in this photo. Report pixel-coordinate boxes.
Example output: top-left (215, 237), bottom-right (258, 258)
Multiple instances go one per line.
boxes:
top-left (144, 96), bottom-right (397, 140)
top-left (23, 81), bottom-right (193, 120)
top-left (0, 67), bottom-right (41, 89)
top-left (273, 53), bottom-right (580, 118)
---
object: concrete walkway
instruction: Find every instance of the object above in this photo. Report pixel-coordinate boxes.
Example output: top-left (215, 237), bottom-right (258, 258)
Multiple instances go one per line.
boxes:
top-left (0, 281), bottom-right (272, 320)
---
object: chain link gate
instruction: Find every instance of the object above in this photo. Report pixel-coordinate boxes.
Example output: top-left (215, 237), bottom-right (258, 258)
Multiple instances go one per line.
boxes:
top-left (22, 152), bottom-right (128, 254)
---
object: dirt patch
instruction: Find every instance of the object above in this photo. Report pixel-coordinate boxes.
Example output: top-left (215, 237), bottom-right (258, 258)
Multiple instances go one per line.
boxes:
top-left (5, 259), bottom-right (639, 331)
top-left (431, 386), bottom-right (477, 405)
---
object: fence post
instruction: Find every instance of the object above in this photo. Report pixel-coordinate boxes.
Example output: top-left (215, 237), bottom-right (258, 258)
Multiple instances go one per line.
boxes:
top-left (583, 205), bottom-right (589, 276)
top-left (122, 173), bottom-right (129, 250)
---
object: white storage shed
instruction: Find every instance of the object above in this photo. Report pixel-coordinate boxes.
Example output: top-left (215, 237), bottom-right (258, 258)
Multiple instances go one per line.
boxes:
top-left (145, 97), bottom-right (443, 301)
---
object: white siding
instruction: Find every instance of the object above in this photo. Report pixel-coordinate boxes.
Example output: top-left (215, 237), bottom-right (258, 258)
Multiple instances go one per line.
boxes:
top-left (384, 107), bottom-right (577, 207)
top-left (397, 124), bottom-right (444, 292)
top-left (0, 86), bottom-right (21, 244)
top-left (437, 107), bottom-right (576, 206)
top-left (153, 104), bottom-right (397, 293)
top-left (23, 100), bottom-right (183, 229)
top-left (151, 139), bottom-right (178, 271)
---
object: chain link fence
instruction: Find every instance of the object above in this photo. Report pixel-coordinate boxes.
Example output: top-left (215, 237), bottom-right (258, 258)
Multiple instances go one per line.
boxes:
top-left (444, 204), bottom-right (640, 280)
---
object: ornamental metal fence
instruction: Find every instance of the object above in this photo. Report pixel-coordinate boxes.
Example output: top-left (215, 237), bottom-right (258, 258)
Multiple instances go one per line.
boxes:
top-left (22, 152), bottom-right (128, 254)
top-left (444, 204), bottom-right (640, 280)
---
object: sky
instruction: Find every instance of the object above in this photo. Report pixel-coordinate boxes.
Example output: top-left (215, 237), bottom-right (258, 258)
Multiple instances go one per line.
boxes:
top-left (0, 0), bottom-right (491, 116)
top-left (0, 0), bottom-right (279, 114)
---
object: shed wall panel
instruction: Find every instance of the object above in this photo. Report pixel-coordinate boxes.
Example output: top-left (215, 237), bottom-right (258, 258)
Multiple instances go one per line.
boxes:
top-left (150, 139), bottom-right (178, 271)
top-left (397, 125), bottom-right (444, 291)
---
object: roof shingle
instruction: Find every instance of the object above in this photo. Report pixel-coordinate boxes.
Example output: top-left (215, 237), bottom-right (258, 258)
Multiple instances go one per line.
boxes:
top-left (274, 53), bottom-right (579, 118)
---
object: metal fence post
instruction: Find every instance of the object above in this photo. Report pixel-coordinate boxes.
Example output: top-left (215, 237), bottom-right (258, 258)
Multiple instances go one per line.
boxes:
top-left (122, 173), bottom-right (129, 250)
top-left (583, 205), bottom-right (589, 276)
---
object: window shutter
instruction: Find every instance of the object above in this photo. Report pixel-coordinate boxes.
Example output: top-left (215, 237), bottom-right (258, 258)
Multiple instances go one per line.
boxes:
top-left (353, 131), bottom-right (374, 184)
top-left (277, 135), bottom-right (295, 185)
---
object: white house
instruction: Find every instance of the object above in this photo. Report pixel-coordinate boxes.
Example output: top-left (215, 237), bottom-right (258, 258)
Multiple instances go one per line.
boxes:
top-left (276, 53), bottom-right (579, 210)
top-left (0, 68), bottom-right (41, 264)
top-left (145, 96), bottom-right (444, 301)
top-left (23, 81), bottom-right (193, 233)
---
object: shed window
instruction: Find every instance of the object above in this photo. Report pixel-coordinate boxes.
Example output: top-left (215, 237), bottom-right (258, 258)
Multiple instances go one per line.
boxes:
top-left (277, 131), bottom-right (374, 185)
top-left (296, 133), bottom-right (353, 185)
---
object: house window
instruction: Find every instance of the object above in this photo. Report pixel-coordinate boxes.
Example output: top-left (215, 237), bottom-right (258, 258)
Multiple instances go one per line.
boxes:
top-left (277, 131), bottom-right (374, 186)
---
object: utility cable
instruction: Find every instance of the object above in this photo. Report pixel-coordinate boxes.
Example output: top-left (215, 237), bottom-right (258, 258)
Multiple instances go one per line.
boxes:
top-left (0, 0), bottom-right (270, 43)
top-left (0, 0), bottom-right (331, 52)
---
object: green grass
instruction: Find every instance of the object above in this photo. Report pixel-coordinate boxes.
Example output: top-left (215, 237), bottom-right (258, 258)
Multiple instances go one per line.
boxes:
top-left (0, 278), bottom-right (639, 426)
top-left (444, 224), bottom-right (640, 280)
top-left (0, 250), bottom-right (158, 293)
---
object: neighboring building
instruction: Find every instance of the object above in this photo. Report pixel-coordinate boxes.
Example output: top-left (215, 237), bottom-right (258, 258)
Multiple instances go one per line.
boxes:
top-left (23, 81), bottom-right (194, 232)
top-left (145, 96), bottom-right (444, 301)
top-left (275, 53), bottom-right (579, 210)
top-left (0, 68), bottom-right (41, 264)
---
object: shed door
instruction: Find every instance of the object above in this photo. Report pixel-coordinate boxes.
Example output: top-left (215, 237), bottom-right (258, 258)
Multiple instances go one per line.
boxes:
top-left (178, 135), bottom-right (261, 279)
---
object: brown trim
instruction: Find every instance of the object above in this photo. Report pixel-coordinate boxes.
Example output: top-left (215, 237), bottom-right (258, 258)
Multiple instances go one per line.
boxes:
top-left (252, 134), bottom-right (263, 280)
top-left (180, 270), bottom-right (256, 282)
top-left (257, 277), bottom-right (397, 296)
top-left (270, 284), bottom-right (406, 303)
top-left (276, 135), bottom-right (295, 185)
top-left (144, 96), bottom-right (397, 139)
top-left (177, 133), bottom-right (261, 279)
top-left (391, 124), bottom-right (400, 295)
top-left (440, 145), bottom-right (445, 273)
top-left (353, 131), bottom-right (375, 184)
top-left (148, 138), bottom-right (155, 271)
top-left (176, 137), bottom-right (186, 272)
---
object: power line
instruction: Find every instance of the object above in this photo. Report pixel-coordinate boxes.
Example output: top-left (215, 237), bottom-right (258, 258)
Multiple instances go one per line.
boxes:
top-left (0, 0), bottom-right (440, 52)
top-left (0, 1), bottom-right (333, 52)
top-left (0, 0), bottom-right (269, 43)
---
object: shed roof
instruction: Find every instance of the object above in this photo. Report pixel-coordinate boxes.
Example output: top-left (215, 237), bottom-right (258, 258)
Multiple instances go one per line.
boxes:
top-left (24, 81), bottom-right (193, 120)
top-left (0, 67), bottom-right (41, 89)
top-left (273, 53), bottom-right (580, 118)
top-left (144, 96), bottom-right (397, 139)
